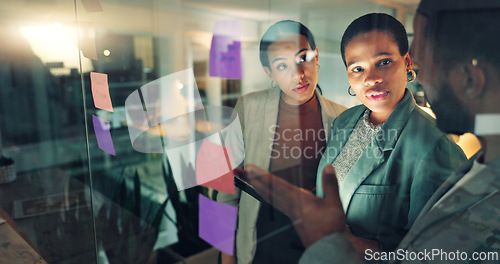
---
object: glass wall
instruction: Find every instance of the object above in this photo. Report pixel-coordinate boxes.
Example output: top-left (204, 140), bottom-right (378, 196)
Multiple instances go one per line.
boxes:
top-left (0, 0), bottom-right (421, 263)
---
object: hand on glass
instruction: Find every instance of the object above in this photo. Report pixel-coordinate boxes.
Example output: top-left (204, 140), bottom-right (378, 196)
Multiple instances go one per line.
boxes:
top-left (234, 164), bottom-right (346, 248)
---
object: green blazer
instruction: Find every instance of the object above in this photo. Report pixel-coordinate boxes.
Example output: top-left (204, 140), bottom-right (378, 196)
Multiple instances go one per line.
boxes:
top-left (316, 89), bottom-right (467, 252)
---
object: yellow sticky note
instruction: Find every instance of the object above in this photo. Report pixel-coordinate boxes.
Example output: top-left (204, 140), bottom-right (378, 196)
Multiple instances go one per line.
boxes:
top-left (91, 72), bottom-right (113, 112)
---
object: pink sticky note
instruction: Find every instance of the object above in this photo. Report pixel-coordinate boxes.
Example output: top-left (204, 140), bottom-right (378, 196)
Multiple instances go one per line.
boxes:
top-left (196, 138), bottom-right (235, 194)
top-left (201, 172), bottom-right (235, 194)
top-left (199, 194), bottom-right (237, 255)
top-left (91, 72), bottom-right (113, 112)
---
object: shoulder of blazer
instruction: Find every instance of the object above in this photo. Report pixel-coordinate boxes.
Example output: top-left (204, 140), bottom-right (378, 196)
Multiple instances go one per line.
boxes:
top-left (235, 89), bottom-right (278, 121)
top-left (238, 89), bottom-right (279, 110)
top-left (403, 104), bottom-right (454, 145)
top-left (243, 88), bottom-right (279, 101)
top-left (391, 101), bottom-right (468, 169)
top-left (413, 105), bottom-right (437, 124)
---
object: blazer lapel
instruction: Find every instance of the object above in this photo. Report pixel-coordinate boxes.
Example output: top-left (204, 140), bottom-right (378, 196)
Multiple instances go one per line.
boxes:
top-left (315, 106), bottom-right (363, 197)
top-left (317, 92), bottom-right (336, 137)
top-left (339, 140), bottom-right (386, 212)
top-left (259, 88), bottom-right (281, 170)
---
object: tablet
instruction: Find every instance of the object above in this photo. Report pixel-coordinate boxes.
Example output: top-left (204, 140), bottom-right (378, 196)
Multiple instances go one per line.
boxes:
top-left (234, 176), bottom-right (269, 206)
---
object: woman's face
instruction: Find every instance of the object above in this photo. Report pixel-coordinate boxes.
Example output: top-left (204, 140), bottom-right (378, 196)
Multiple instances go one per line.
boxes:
top-left (264, 34), bottom-right (319, 105)
top-left (344, 31), bottom-right (412, 123)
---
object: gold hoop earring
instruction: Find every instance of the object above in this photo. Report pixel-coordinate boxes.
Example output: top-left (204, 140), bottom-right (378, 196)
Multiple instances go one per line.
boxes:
top-left (317, 64), bottom-right (321, 72)
top-left (271, 80), bottom-right (277, 88)
top-left (407, 69), bottom-right (417, 82)
top-left (348, 86), bottom-right (356, 96)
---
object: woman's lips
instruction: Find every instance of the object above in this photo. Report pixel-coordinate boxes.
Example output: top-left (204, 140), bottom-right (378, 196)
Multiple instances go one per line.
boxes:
top-left (366, 89), bottom-right (388, 101)
top-left (294, 83), bottom-right (309, 94)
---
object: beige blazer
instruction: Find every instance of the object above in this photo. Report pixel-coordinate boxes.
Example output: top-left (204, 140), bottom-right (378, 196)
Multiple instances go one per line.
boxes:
top-left (217, 87), bottom-right (346, 264)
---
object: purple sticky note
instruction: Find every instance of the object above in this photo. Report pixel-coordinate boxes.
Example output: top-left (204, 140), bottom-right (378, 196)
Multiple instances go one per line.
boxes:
top-left (199, 194), bottom-right (237, 255)
top-left (93, 115), bottom-right (116, 156)
top-left (209, 20), bottom-right (242, 79)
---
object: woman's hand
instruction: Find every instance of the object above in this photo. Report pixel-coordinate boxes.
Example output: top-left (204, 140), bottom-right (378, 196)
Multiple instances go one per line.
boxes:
top-left (234, 164), bottom-right (346, 248)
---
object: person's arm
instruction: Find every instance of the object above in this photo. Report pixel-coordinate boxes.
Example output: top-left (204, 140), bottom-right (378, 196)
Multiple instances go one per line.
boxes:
top-left (235, 164), bottom-right (363, 264)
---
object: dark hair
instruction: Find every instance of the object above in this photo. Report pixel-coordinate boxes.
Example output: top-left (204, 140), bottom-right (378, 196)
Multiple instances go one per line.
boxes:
top-left (259, 20), bottom-right (317, 69)
top-left (340, 13), bottom-right (409, 67)
top-left (421, 9), bottom-right (500, 71)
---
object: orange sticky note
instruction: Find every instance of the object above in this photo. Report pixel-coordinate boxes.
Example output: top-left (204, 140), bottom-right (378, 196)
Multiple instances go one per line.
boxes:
top-left (91, 72), bottom-right (113, 112)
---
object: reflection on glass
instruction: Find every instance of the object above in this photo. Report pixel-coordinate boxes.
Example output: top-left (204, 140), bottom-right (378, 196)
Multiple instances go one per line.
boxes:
top-left (0, 0), bottom-right (407, 263)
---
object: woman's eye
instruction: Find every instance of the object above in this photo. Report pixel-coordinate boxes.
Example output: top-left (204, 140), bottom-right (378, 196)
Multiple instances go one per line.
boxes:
top-left (352, 67), bottom-right (363, 73)
top-left (295, 50), bottom-right (316, 64)
top-left (276, 63), bottom-right (288, 71)
top-left (378, 59), bottom-right (392, 67)
top-left (295, 54), bottom-right (307, 64)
